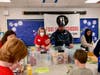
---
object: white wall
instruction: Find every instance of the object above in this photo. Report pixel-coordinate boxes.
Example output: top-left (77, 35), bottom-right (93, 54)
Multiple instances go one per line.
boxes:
top-left (0, 7), bottom-right (100, 37)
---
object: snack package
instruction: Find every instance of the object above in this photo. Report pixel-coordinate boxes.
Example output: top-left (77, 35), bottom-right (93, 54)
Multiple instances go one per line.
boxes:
top-left (51, 52), bottom-right (68, 64)
top-left (87, 52), bottom-right (97, 63)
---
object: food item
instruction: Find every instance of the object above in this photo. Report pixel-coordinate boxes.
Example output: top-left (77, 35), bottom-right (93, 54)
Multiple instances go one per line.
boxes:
top-left (27, 64), bottom-right (32, 75)
top-left (87, 56), bottom-right (97, 64)
top-left (87, 52), bottom-right (94, 56)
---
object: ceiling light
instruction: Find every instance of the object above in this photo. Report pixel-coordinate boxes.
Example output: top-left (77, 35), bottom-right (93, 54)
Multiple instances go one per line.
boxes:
top-left (41, 0), bottom-right (58, 3)
top-left (0, 0), bottom-right (11, 2)
top-left (85, 0), bottom-right (100, 3)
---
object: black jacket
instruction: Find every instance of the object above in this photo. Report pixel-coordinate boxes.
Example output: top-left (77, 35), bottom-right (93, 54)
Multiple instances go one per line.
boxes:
top-left (50, 29), bottom-right (73, 46)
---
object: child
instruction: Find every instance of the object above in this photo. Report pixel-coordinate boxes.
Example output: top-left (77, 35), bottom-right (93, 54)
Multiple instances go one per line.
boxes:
top-left (81, 28), bottom-right (94, 52)
top-left (0, 30), bottom-right (16, 48)
top-left (0, 37), bottom-right (28, 75)
top-left (34, 27), bottom-right (51, 51)
top-left (69, 49), bottom-right (93, 75)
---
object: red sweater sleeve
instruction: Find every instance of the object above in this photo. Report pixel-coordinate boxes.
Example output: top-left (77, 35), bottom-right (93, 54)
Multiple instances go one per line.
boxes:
top-left (34, 35), bottom-right (40, 45)
top-left (34, 35), bottom-right (37, 44)
top-left (0, 66), bottom-right (14, 75)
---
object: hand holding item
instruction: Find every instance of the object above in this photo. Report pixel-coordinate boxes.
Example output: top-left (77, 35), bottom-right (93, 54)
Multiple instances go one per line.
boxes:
top-left (45, 39), bottom-right (50, 45)
top-left (10, 62), bottom-right (24, 72)
top-left (69, 44), bottom-right (74, 49)
top-left (41, 45), bottom-right (45, 48)
top-left (45, 45), bottom-right (50, 51)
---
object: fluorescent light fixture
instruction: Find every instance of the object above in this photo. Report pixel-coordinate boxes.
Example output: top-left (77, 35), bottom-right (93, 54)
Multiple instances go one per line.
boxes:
top-left (0, 0), bottom-right (11, 2)
top-left (85, 0), bottom-right (100, 3)
top-left (41, 0), bottom-right (58, 3)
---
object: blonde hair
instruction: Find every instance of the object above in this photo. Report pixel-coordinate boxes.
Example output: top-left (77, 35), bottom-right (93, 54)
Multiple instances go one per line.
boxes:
top-left (0, 37), bottom-right (28, 63)
top-left (37, 27), bottom-right (46, 35)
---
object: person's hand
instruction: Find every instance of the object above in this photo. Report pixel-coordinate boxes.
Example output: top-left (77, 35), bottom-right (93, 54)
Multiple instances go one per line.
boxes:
top-left (45, 39), bottom-right (50, 44)
top-left (41, 45), bottom-right (45, 48)
top-left (69, 44), bottom-right (74, 48)
top-left (10, 62), bottom-right (21, 70)
top-left (45, 46), bottom-right (49, 50)
top-left (89, 44), bottom-right (93, 47)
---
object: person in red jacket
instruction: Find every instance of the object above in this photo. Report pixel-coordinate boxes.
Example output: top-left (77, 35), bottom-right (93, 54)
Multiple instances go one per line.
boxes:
top-left (0, 37), bottom-right (28, 75)
top-left (34, 27), bottom-right (51, 51)
top-left (0, 30), bottom-right (25, 74)
top-left (0, 30), bottom-right (16, 48)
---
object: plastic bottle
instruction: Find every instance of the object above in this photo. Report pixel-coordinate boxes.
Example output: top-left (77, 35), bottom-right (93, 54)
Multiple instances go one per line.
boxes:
top-left (45, 52), bottom-right (51, 65)
top-left (27, 64), bottom-right (33, 75)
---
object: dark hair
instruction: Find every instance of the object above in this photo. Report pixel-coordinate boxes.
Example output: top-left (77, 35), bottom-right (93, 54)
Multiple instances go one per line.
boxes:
top-left (84, 28), bottom-right (92, 43)
top-left (74, 49), bottom-right (88, 64)
top-left (1, 30), bottom-right (16, 45)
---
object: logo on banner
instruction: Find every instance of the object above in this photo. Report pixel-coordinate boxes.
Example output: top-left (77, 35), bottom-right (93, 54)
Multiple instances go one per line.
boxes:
top-left (56, 15), bottom-right (69, 27)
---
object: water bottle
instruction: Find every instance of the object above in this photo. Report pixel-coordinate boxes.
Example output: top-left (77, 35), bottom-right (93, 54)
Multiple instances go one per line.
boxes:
top-left (47, 52), bottom-right (51, 65)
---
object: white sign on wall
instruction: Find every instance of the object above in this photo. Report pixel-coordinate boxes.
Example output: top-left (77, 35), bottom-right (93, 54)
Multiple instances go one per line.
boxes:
top-left (44, 14), bottom-right (80, 38)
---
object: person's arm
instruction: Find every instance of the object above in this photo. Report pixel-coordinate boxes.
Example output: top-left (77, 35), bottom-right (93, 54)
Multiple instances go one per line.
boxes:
top-left (45, 43), bottom-right (51, 50)
top-left (93, 40), bottom-right (100, 57)
top-left (34, 35), bottom-right (41, 49)
top-left (68, 32), bottom-right (73, 44)
top-left (65, 31), bottom-right (74, 48)
top-left (43, 35), bottom-right (51, 50)
top-left (50, 32), bottom-right (56, 45)
top-left (68, 70), bottom-right (74, 75)
top-left (81, 35), bottom-right (92, 47)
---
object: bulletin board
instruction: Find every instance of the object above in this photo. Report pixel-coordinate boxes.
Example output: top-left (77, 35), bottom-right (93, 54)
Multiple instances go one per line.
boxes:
top-left (80, 18), bottom-right (98, 43)
top-left (7, 19), bottom-right (44, 46)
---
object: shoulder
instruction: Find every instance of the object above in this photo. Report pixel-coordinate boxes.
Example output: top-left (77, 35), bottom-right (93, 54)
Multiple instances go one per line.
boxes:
top-left (81, 35), bottom-right (85, 38)
top-left (69, 68), bottom-right (79, 75)
top-left (64, 30), bottom-right (71, 34)
top-left (85, 68), bottom-right (93, 74)
top-left (51, 31), bottom-right (57, 36)
top-left (35, 35), bottom-right (40, 38)
top-left (95, 39), bottom-right (100, 46)
top-left (44, 35), bottom-right (49, 38)
top-left (85, 68), bottom-right (92, 71)
top-left (81, 35), bottom-right (85, 39)
top-left (97, 39), bottom-right (100, 43)
top-left (0, 66), bottom-right (13, 75)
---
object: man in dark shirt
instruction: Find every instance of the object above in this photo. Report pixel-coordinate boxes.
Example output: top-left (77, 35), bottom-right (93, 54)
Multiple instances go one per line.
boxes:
top-left (50, 15), bottom-right (74, 49)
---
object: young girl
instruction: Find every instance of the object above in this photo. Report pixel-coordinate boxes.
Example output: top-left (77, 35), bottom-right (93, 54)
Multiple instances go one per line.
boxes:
top-left (34, 27), bottom-right (51, 51)
top-left (81, 28), bottom-right (94, 51)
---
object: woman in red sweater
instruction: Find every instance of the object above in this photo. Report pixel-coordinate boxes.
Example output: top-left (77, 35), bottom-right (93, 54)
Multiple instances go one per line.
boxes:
top-left (0, 37), bottom-right (27, 75)
top-left (34, 27), bottom-right (51, 51)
